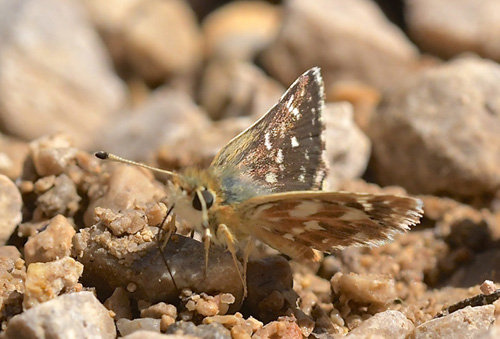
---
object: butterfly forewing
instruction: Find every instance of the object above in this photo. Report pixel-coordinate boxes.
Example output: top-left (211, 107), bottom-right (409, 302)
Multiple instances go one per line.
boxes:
top-left (237, 191), bottom-right (423, 262)
top-left (211, 67), bottom-right (326, 193)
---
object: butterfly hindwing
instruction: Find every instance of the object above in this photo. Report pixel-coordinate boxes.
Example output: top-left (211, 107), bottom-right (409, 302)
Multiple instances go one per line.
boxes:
top-left (237, 191), bottom-right (423, 261)
top-left (211, 67), bottom-right (326, 193)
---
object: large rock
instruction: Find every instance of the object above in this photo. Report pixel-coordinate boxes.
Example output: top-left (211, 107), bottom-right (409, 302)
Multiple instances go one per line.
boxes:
top-left (0, 0), bottom-right (126, 149)
top-left (96, 88), bottom-right (211, 163)
top-left (198, 61), bottom-right (284, 120)
top-left (261, 0), bottom-right (419, 91)
top-left (82, 0), bottom-right (202, 83)
top-left (407, 0), bottom-right (500, 61)
top-left (5, 292), bottom-right (116, 339)
top-left (414, 305), bottom-right (494, 339)
top-left (369, 57), bottom-right (500, 197)
top-left (323, 103), bottom-right (371, 190)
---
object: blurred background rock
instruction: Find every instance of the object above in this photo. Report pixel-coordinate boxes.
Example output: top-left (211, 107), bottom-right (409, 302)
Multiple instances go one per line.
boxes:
top-left (1, 0), bottom-right (500, 336)
top-left (0, 0), bottom-right (498, 203)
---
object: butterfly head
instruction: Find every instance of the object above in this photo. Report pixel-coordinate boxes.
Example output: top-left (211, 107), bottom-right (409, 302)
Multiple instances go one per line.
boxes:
top-left (166, 169), bottom-right (219, 232)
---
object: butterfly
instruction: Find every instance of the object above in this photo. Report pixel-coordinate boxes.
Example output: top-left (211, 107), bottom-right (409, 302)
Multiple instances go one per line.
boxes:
top-left (96, 67), bottom-right (423, 296)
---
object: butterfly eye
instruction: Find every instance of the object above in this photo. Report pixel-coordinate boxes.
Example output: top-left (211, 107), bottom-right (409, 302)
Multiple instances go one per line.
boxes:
top-left (192, 189), bottom-right (214, 211)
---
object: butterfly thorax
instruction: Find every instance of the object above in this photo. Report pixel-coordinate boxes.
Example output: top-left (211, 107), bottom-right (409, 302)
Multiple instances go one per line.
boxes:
top-left (166, 166), bottom-right (267, 246)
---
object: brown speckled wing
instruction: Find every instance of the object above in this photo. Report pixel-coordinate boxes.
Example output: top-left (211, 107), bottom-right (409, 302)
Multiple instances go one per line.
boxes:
top-left (211, 67), bottom-right (326, 193)
top-left (238, 191), bottom-right (424, 261)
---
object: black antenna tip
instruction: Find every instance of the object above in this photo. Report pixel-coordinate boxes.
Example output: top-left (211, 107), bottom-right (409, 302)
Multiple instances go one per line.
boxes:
top-left (95, 151), bottom-right (109, 160)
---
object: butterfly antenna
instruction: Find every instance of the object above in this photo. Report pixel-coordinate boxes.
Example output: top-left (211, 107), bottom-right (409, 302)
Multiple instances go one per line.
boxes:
top-left (95, 151), bottom-right (178, 178)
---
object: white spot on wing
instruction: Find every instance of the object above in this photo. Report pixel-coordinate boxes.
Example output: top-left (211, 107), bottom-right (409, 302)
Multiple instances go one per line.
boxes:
top-left (264, 132), bottom-right (272, 150)
top-left (276, 149), bottom-right (284, 164)
top-left (291, 107), bottom-right (301, 118)
top-left (283, 233), bottom-right (295, 241)
top-left (252, 204), bottom-right (274, 218)
top-left (304, 220), bottom-right (324, 230)
top-left (292, 227), bottom-right (305, 235)
top-left (289, 201), bottom-right (320, 218)
top-left (298, 174), bottom-right (305, 182)
top-left (265, 172), bottom-right (277, 183)
top-left (291, 136), bottom-right (299, 148)
top-left (287, 95), bottom-right (294, 109)
top-left (340, 209), bottom-right (368, 221)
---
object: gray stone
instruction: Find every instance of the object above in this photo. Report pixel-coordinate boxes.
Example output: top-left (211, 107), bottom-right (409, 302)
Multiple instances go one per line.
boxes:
top-left (414, 305), bottom-right (494, 339)
top-left (166, 321), bottom-right (231, 339)
top-left (323, 103), bottom-right (371, 190)
top-left (198, 61), bottom-right (284, 120)
top-left (82, 0), bottom-right (202, 83)
top-left (5, 291), bottom-right (116, 339)
top-left (96, 88), bottom-right (211, 163)
top-left (117, 318), bottom-right (161, 337)
top-left (407, 0), bottom-right (500, 61)
top-left (369, 57), bottom-right (500, 197)
top-left (261, 0), bottom-right (419, 91)
top-left (345, 310), bottom-right (414, 339)
top-left (0, 0), bottom-right (126, 149)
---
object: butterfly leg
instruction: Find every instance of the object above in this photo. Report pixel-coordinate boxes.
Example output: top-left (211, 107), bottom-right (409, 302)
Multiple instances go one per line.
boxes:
top-left (202, 228), bottom-right (212, 278)
top-left (217, 224), bottom-right (247, 297)
top-left (242, 238), bottom-right (254, 294)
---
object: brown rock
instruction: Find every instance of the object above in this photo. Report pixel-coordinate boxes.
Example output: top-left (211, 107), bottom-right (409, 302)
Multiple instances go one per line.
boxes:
top-left (157, 116), bottom-right (252, 170)
top-left (326, 81), bottom-right (381, 134)
top-left (23, 257), bottom-right (83, 309)
top-left (0, 0), bottom-right (125, 149)
top-left (345, 310), bottom-right (414, 338)
top-left (34, 174), bottom-right (80, 219)
top-left (141, 302), bottom-right (177, 320)
top-left (95, 207), bottom-right (149, 236)
top-left (407, 0), bottom-right (500, 61)
top-left (369, 57), bottom-right (500, 197)
top-left (414, 305), bottom-right (494, 339)
top-left (203, 312), bottom-right (263, 338)
top-left (261, 0), bottom-right (419, 91)
top-left (323, 103), bottom-right (371, 190)
top-left (198, 61), bottom-right (284, 120)
top-left (252, 316), bottom-right (302, 339)
top-left (83, 0), bottom-right (202, 83)
top-left (5, 291), bottom-right (116, 339)
top-left (182, 292), bottom-right (235, 318)
top-left (24, 215), bottom-right (76, 265)
top-left (445, 250), bottom-right (500, 288)
top-left (73, 224), bottom-right (245, 307)
top-left (29, 134), bottom-right (78, 177)
top-left (104, 287), bottom-right (132, 320)
top-left (0, 174), bottom-right (22, 245)
top-left (245, 256), bottom-right (296, 322)
top-left (202, 1), bottom-right (282, 60)
top-left (0, 134), bottom-right (29, 180)
top-left (331, 272), bottom-right (396, 304)
top-left (84, 164), bottom-right (167, 227)
top-left (0, 246), bottom-right (25, 323)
